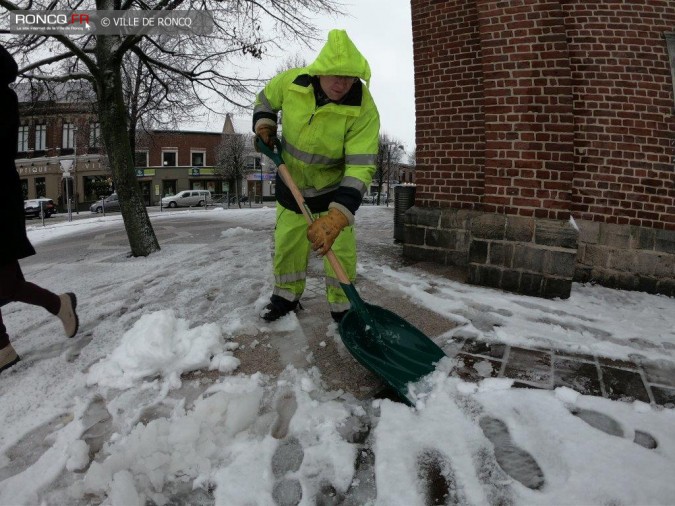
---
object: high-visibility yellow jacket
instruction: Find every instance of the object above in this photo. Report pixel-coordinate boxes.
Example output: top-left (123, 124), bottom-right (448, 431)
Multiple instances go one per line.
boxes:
top-left (253, 29), bottom-right (380, 223)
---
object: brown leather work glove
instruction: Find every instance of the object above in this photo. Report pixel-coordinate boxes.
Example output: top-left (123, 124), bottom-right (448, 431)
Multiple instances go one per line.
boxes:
top-left (254, 122), bottom-right (277, 151)
top-left (307, 208), bottom-right (349, 256)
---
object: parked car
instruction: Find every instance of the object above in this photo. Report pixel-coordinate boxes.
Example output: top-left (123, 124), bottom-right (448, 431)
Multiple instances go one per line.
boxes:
top-left (24, 198), bottom-right (56, 219)
top-left (363, 192), bottom-right (388, 204)
top-left (161, 190), bottom-right (211, 208)
top-left (90, 193), bottom-right (121, 213)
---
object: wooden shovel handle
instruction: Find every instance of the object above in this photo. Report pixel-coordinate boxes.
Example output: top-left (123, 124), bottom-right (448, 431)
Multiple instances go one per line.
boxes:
top-left (275, 162), bottom-right (352, 285)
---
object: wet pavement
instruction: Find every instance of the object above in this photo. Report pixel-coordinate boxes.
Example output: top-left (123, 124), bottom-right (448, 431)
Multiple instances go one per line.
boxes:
top-left (262, 257), bottom-right (675, 408)
top-left (448, 337), bottom-right (675, 407)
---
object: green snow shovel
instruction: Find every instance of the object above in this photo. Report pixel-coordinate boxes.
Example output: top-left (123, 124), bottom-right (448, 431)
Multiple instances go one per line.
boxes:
top-left (257, 138), bottom-right (446, 405)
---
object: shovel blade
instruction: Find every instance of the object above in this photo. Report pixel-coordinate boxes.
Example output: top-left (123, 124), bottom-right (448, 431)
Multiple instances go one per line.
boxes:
top-left (338, 302), bottom-right (446, 404)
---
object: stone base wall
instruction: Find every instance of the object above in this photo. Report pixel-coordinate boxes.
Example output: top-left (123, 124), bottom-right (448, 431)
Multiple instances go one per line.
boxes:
top-left (403, 208), bottom-right (675, 298)
top-left (575, 220), bottom-right (675, 296)
top-left (403, 207), bottom-right (578, 299)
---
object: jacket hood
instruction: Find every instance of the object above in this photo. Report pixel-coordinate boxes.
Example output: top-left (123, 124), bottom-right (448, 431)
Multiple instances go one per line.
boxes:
top-left (305, 29), bottom-right (371, 87)
top-left (0, 44), bottom-right (18, 85)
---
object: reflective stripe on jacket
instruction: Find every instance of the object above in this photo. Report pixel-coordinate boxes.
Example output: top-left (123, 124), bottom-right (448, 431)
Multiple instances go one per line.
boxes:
top-left (253, 68), bottom-right (380, 218)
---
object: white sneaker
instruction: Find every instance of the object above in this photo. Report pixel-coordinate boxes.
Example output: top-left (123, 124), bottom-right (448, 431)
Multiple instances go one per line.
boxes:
top-left (0, 344), bottom-right (20, 374)
top-left (58, 293), bottom-right (79, 338)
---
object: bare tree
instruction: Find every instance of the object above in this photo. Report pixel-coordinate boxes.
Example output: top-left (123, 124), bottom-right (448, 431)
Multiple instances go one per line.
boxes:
top-left (375, 134), bottom-right (404, 205)
top-left (215, 133), bottom-right (253, 208)
top-left (122, 39), bottom-right (201, 157)
top-left (408, 148), bottom-right (416, 167)
top-left (275, 53), bottom-right (308, 74)
top-left (0, 0), bottom-right (344, 256)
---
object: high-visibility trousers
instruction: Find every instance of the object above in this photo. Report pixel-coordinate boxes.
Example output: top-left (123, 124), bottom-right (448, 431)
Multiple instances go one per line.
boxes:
top-left (272, 203), bottom-right (355, 313)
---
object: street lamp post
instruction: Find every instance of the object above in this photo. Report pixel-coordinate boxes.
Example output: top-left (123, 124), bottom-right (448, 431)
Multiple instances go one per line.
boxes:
top-left (73, 126), bottom-right (79, 214)
top-left (59, 159), bottom-right (73, 222)
top-left (383, 142), bottom-right (404, 206)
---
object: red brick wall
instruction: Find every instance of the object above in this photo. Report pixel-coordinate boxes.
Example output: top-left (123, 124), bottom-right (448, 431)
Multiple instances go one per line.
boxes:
top-left (412, 0), bottom-right (485, 208)
top-left (411, 0), bottom-right (675, 229)
top-left (477, 0), bottom-right (575, 220)
top-left (563, 1), bottom-right (675, 229)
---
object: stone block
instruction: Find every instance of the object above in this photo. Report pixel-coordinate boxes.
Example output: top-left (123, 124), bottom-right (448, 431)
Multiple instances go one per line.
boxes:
top-left (542, 277), bottom-right (572, 299)
top-left (608, 250), bottom-right (637, 272)
top-left (636, 276), bottom-right (658, 294)
top-left (483, 265), bottom-right (503, 288)
top-left (655, 278), bottom-right (675, 297)
top-left (447, 249), bottom-right (469, 267)
top-left (403, 225), bottom-right (425, 246)
top-left (471, 213), bottom-right (506, 240)
top-left (652, 254), bottom-right (674, 278)
top-left (440, 208), bottom-right (480, 230)
top-left (469, 240), bottom-right (488, 264)
top-left (655, 228), bottom-right (675, 254)
top-left (632, 226), bottom-right (655, 251)
top-left (573, 265), bottom-right (592, 283)
top-left (489, 242), bottom-right (514, 267)
top-left (520, 272), bottom-right (544, 296)
top-left (467, 264), bottom-right (503, 288)
top-left (577, 219), bottom-right (600, 245)
top-left (403, 244), bottom-right (442, 264)
top-left (583, 244), bottom-right (610, 268)
top-left (406, 207), bottom-right (441, 228)
top-left (426, 229), bottom-right (460, 249)
top-left (505, 216), bottom-right (534, 242)
top-left (501, 270), bottom-right (521, 292)
top-left (467, 264), bottom-right (482, 285)
top-left (534, 220), bottom-right (578, 249)
top-left (599, 223), bottom-right (631, 249)
top-left (513, 244), bottom-right (545, 273)
top-left (544, 250), bottom-right (576, 277)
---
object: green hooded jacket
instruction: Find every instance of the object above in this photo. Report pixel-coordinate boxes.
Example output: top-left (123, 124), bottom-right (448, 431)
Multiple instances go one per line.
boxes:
top-left (253, 29), bottom-right (380, 223)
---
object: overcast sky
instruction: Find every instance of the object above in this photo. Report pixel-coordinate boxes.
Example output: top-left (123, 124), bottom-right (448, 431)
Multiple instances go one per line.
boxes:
top-left (206, 1), bottom-right (416, 153)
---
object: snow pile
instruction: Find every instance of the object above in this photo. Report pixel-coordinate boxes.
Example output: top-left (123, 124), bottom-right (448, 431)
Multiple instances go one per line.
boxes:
top-left (87, 310), bottom-right (234, 390)
top-left (78, 370), bottom-right (358, 506)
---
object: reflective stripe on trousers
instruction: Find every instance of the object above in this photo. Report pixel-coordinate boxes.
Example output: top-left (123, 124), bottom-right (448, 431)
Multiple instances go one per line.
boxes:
top-left (273, 203), bottom-right (355, 313)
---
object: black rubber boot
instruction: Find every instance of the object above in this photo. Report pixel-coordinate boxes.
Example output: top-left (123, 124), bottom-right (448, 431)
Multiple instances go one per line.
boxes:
top-left (260, 296), bottom-right (301, 322)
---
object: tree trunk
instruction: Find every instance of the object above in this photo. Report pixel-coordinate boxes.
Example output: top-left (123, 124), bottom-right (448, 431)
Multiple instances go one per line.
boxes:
top-left (95, 38), bottom-right (160, 257)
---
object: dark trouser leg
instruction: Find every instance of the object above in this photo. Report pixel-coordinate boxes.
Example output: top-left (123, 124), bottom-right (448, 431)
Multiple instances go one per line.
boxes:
top-left (0, 311), bottom-right (9, 348)
top-left (0, 260), bottom-right (61, 315)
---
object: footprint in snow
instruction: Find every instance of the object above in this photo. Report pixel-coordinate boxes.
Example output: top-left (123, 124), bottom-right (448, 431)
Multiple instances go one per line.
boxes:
top-left (479, 416), bottom-right (545, 490)
top-left (417, 449), bottom-right (462, 505)
top-left (570, 408), bottom-right (658, 449)
top-left (270, 389), bottom-right (298, 440)
top-left (271, 436), bottom-right (304, 506)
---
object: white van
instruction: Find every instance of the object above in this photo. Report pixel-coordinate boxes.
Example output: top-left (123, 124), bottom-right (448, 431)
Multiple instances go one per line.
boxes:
top-left (161, 190), bottom-right (211, 208)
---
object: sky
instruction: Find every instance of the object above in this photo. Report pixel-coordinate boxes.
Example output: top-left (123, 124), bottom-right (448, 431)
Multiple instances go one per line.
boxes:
top-left (203, 1), bottom-right (417, 154)
top-left (1, 206), bottom-right (674, 505)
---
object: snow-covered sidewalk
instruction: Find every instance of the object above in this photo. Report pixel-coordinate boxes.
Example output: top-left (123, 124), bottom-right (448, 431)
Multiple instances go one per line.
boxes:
top-left (1, 206), bottom-right (674, 505)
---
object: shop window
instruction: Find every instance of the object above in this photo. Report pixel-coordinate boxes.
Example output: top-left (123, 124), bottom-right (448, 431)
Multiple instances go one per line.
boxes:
top-left (20, 179), bottom-right (28, 200)
top-left (62, 122), bottom-right (76, 149)
top-left (135, 151), bottom-right (149, 167)
top-left (89, 122), bottom-right (101, 148)
top-left (191, 151), bottom-right (205, 167)
top-left (35, 124), bottom-right (46, 151)
top-left (35, 177), bottom-right (46, 198)
top-left (18, 125), bottom-right (28, 152)
top-left (83, 175), bottom-right (110, 200)
top-left (162, 151), bottom-right (177, 166)
top-left (163, 180), bottom-right (177, 196)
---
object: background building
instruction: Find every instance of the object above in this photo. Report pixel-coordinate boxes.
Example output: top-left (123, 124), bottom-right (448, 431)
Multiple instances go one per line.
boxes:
top-left (15, 84), bottom-right (265, 208)
top-left (407, 0), bottom-right (675, 298)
